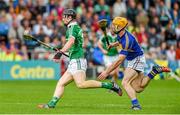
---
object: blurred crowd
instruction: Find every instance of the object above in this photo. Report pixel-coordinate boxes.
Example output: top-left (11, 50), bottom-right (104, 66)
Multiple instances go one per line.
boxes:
top-left (0, 0), bottom-right (180, 63)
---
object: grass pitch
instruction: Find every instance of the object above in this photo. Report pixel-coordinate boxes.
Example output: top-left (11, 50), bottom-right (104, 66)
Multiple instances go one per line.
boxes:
top-left (0, 80), bottom-right (180, 114)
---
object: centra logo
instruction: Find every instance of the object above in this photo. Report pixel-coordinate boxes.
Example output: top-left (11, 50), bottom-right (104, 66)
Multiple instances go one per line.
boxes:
top-left (10, 65), bottom-right (55, 79)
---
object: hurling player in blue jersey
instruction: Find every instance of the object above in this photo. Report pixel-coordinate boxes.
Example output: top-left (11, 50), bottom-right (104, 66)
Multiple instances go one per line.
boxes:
top-left (98, 17), bottom-right (171, 110)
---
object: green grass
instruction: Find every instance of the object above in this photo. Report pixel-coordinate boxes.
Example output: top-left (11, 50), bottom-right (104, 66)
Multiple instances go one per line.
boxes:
top-left (0, 80), bottom-right (180, 114)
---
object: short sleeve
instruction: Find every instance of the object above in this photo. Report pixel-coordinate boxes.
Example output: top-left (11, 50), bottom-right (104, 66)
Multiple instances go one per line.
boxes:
top-left (69, 26), bottom-right (77, 39)
top-left (119, 50), bottom-right (128, 56)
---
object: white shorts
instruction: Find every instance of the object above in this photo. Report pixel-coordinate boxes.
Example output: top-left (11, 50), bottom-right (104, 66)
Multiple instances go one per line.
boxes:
top-left (127, 55), bottom-right (146, 72)
top-left (67, 58), bottom-right (87, 75)
top-left (103, 55), bottom-right (119, 67)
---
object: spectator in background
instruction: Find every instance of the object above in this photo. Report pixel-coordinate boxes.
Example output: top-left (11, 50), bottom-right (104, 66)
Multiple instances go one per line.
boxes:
top-left (20, 44), bottom-right (28, 60)
top-left (164, 20), bottom-right (176, 45)
top-left (136, 24), bottom-right (148, 45)
top-left (35, 27), bottom-right (46, 42)
top-left (148, 47), bottom-right (158, 59)
top-left (137, 2), bottom-right (146, 14)
top-left (33, 15), bottom-right (48, 39)
top-left (6, 6), bottom-right (16, 26)
top-left (45, 20), bottom-right (54, 36)
top-left (59, 35), bottom-right (66, 48)
top-left (34, 0), bottom-right (46, 15)
top-left (8, 21), bottom-right (24, 43)
top-left (127, 0), bottom-right (138, 24)
top-left (166, 45), bottom-right (176, 61)
top-left (84, 10), bottom-right (93, 28)
top-left (136, 9), bottom-right (149, 27)
top-left (77, 4), bottom-right (87, 24)
top-left (48, 0), bottom-right (56, 12)
top-left (149, 16), bottom-right (161, 33)
top-left (112, 0), bottom-right (126, 17)
top-left (156, 0), bottom-right (172, 26)
top-left (136, 2), bottom-right (149, 26)
top-left (43, 36), bottom-right (52, 59)
top-left (56, 1), bottom-right (64, 21)
top-left (175, 22), bottom-right (180, 40)
top-left (76, 2), bottom-right (85, 15)
top-left (0, 10), bottom-right (9, 39)
top-left (8, 39), bottom-right (19, 53)
top-left (91, 14), bottom-right (99, 32)
top-left (56, 19), bottom-right (66, 37)
top-left (157, 42), bottom-right (167, 60)
top-left (83, 30), bottom-right (93, 64)
top-left (148, 6), bottom-right (158, 25)
top-left (6, 39), bottom-right (23, 61)
top-left (176, 40), bottom-right (180, 60)
top-left (0, 41), bottom-right (7, 52)
top-left (170, 2), bottom-right (180, 27)
top-left (0, 0), bottom-right (7, 11)
top-left (148, 26), bottom-right (161, 47)
top-left (46, 9), bottom-right (58, 24)
top-left (94, 0), bottom-right (111, 23)
top-left (94, 0), bottom-right (109, 15)
top-left (51, 37), bottom-right (61, 48)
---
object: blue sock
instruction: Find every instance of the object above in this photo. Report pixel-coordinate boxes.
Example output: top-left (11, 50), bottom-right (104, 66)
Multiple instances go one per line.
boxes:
top-left (147, 69), bottom-right (159, 79)
top-left (131, 99), bottom-right (140, 106)
top-left (147, 72), bottom-right (154, 79)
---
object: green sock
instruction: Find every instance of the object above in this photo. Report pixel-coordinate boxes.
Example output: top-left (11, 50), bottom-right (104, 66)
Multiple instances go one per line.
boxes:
top-left (101, 82), bottom-right (113, 89)
top-left (47, 97), bottom-right (59, 107)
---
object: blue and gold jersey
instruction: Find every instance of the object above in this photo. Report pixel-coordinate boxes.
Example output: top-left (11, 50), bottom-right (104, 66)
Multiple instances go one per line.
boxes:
top-left (117, 30), bottom-right (144, 60)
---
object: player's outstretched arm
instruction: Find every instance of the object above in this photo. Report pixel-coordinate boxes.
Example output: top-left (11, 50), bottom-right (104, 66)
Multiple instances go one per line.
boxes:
top-left (108, 41), bottom-right (119, 49)
top-left (98, 54), bottom-right (126, 80)
top-left (53, 37), bottom-right (75, 63)
top-left (97, 40), bottom-right (108, 54)
top-left (61, 37), bottom-right (75, 52)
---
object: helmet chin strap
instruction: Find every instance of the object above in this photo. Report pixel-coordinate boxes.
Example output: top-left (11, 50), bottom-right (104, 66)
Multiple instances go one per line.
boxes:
top-left (115, 23), bottom-right (128, 34)
top-left (65, 18), bottom-right (74, 27)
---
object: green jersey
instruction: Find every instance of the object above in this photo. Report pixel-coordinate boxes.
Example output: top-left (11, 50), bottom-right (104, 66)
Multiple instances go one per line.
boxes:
top-left (100, 33), bottom-right (118, 56)
top-left (66, 22), bottom-right (84, 59)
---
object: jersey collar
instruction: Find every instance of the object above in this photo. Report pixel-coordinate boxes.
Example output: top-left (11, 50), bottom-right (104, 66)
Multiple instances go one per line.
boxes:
top-left (67, 21), bottom-right (77, 28)
top-left (117, 30), bottom-right (127, 42)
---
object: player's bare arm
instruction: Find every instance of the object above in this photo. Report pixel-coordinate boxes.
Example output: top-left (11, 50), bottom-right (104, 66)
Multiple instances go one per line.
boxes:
top-left (98, 54), bottom-right (126, 80)
top-left (108, 41), bottom-right (119, 49)
top-left (53, 37), bottom-right (75, 63)
top-left (97, 40), bottom-right (108, 54)
top-left (60, 37), bottom-right (75, 52)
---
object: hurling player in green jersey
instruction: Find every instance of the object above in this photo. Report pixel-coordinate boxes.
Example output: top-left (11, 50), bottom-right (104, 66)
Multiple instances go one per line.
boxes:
top-left (38, 9), bottom-right (122, 109)
top-left (98, 28), bottom-right (119, 85)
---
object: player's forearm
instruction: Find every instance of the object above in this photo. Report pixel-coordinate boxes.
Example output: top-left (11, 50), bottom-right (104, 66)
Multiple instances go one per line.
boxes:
top-left (61, 38), bottom-right (74, 52)
top-left (105, 58), bottom-right (123, 74)
top-left (98, 41), bottom-right (106, 52)
top-left (111, 42), bottom-right (119, 47)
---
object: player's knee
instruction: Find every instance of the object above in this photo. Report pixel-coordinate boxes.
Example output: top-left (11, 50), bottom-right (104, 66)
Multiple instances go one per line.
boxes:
top-left (76, 82), bottom-right (86, 89)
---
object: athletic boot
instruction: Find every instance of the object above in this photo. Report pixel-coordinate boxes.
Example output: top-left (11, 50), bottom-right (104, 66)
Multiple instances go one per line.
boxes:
top-left (131, 104), bottom-right (142, 110)
top-left (110, 82), bottom-right (123, 96)
top-left (152, 65), bottom-right (171, 74)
